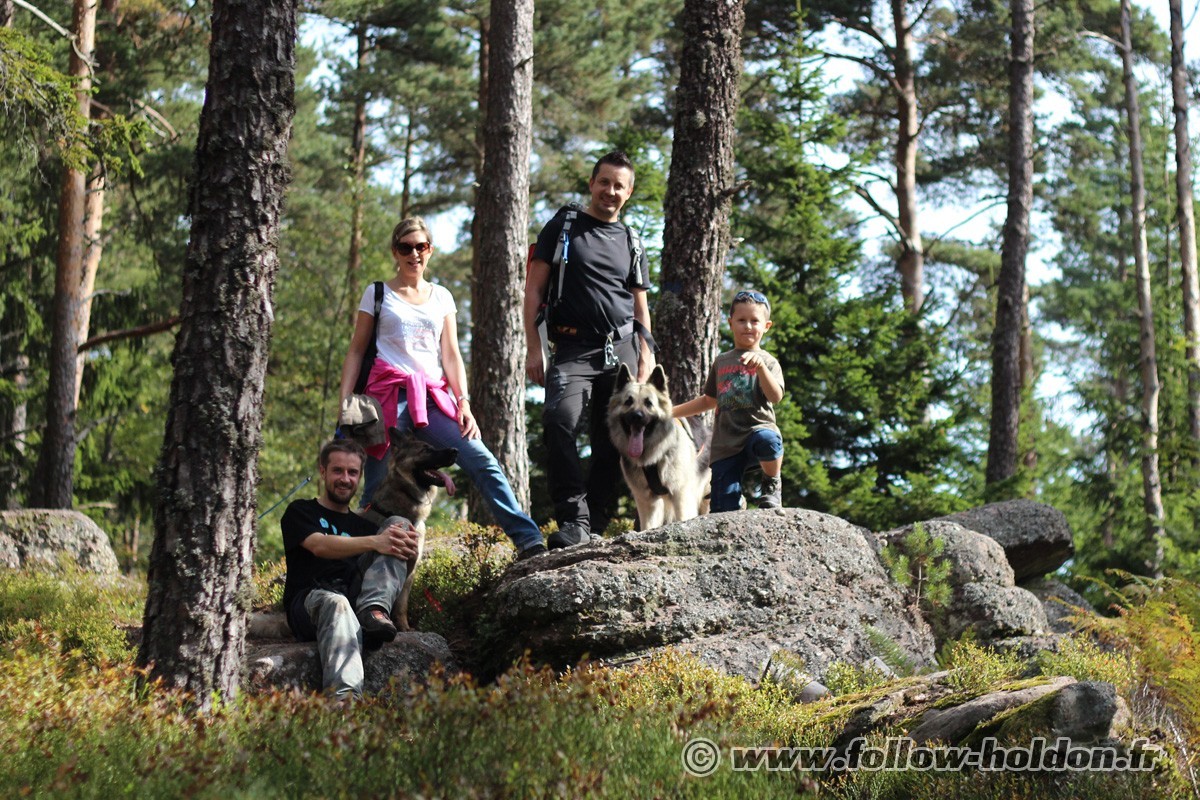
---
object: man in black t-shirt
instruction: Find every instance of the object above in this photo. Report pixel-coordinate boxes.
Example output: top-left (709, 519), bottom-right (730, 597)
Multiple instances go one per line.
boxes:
top-left (523, 151), bottom-right (655, 547)
top-left (281, 438), bottom-right (420, 700)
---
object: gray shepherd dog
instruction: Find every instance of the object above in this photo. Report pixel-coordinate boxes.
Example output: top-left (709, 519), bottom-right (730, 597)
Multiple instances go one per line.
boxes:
top-left (608, 363), bottom-right (709, 530)
top-left (359, 428), bottom-right (457, 631)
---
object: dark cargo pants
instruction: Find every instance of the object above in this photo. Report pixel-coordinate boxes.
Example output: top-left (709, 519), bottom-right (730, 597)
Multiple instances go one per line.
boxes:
top-left (542, 334), bottom-right (639, 533)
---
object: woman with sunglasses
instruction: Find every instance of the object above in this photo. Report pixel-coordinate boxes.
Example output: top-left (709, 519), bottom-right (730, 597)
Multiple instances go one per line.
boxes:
top-left (338, 217), bottom-right (547, 559)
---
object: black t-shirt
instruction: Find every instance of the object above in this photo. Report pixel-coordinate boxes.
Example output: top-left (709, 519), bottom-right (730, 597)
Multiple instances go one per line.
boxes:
top-left (533, 206), bottom-right (650, 341)
top-left (281, 497), bottom-right (377, 614)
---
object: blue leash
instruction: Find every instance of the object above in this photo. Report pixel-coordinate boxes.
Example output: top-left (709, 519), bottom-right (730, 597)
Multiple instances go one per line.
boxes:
top-left (258, 476), bottom-right (312, 521)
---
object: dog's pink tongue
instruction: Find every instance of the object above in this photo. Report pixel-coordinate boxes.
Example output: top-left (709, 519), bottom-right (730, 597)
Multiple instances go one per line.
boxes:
top-left (438, 471), bottom-right (456, 496)
top-left (627, 429), bottom-right (644, 459)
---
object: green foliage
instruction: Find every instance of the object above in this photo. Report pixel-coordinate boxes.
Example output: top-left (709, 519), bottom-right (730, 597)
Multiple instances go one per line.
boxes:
top-left (407, 521), bottom-right (514, 640)
top-left (823, 660), bottom-right (891, 696)
top-left (0, 28), bottom-right (89, 168)
top-left (730, 28), bottom-right (968, 531)
top-left (1073, 575), bottom-right (1200, 759)
top-left (252, 557), bottom-right (287, 611)
top-left (942, 639), bottom-right (1024, 695)
top-left (1037, 634), bottom-right (1136, 693)
top-left (0, 563), bottom-right (143, 669)
top-left (880, 524), bottom-right (952, 611)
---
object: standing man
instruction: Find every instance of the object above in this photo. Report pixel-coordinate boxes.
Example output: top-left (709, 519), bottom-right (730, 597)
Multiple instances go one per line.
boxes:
top-left (523, 151), bottom-right (656, 548)
top-left (281, 438), bottom-right (421, 701)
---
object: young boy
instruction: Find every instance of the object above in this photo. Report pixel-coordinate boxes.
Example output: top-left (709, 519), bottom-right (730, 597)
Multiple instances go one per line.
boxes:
top-left (674, 290), bottom-right (785, 510)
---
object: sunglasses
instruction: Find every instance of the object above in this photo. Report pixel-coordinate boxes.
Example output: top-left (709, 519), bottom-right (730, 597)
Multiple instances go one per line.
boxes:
top-left (731, 290), bottom-right (770, 310)
top-left (395, 241), bottom-right (431, 256)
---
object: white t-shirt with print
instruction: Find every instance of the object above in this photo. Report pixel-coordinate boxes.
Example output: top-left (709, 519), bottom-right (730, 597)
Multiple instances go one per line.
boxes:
top-left (358, 282), bottom-right (457, 382)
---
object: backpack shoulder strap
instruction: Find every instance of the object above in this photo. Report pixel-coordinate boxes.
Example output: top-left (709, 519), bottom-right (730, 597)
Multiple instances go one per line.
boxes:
top-left (354, 281), bottom-right (385, 395)
top-left (549, 203), bottom-right (583, 306)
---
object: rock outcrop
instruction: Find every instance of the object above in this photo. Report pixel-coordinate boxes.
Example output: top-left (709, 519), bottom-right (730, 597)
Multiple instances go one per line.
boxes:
top-left (0, 509), bottom-right (120, 576)
top-left (245, 630), bottom-right (459, 695)
top-left (485, 508), bottom-right (937, 681)
top-left (936, 500), bottom-right (1073, 581)
top-left (882, 519), bottom-right (1050, 646)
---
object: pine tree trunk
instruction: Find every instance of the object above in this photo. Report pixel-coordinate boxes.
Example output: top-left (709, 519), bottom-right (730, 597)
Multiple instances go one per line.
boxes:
top-left (1170, 0), bottom-right (1200, 451)
top-left (658, 0), bottom-right (745, 402)
top-left (0, 0), bottom-right (12, 26)
top-left (74, 169), bottom-right (106, 407)
top-left (31, 0), bottom-right (97, 509)
top-left (468, 0), bottom-right (533, 513)
top-left (1120, 0), bottom-right (1165, 577)
top-left (986, 0), bottom-right (1034, 489)
top-left (346, 24), bottom-right (368, 322)
top-left (892, 0), bottom-right (924, 313)
top-left (137, 0), bottom-right (296, 705)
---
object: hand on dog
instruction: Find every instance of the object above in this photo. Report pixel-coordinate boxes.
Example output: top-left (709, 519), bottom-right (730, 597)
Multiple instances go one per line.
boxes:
top-left (375, 522), bottom-right (420, 560)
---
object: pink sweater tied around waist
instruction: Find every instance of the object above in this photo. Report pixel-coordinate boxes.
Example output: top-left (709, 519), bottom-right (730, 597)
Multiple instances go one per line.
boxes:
top-left (363, 360), bottom-right (459, 459)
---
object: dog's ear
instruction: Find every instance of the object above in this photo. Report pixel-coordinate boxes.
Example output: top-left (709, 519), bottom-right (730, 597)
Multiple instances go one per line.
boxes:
top-left (648, 364), bottom-right (668, 393)
top-left (388, 427), bottom-right (411, 449)
top-left (615, 362), bottom-right (634, 390)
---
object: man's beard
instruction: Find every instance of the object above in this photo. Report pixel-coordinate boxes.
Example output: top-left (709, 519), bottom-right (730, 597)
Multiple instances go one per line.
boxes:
top-left (326, 483), bottom-right (356, 506)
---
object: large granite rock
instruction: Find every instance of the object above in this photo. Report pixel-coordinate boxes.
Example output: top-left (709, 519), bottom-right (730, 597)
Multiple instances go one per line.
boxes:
top-left (1019, 577), bottom-right (1095, 634)
top-left (0, 509), bottom-right (119, 575)
top-left (245, 631), bottom-right (459, 695)
top-left (936, 500), bottom-right (1074, 581)
top-left (484, 508), bottom-right (937, 681)
top-left (883, 519), bottom-right (1048, 646)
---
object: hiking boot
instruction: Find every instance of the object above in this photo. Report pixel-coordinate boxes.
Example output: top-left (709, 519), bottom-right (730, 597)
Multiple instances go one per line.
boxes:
top-left (517, 543), bottom-right (548, 561)
top-left (547, 522), bottom-right (592, 550)
top-left (357, 606), bottom-right (397, 646)
top-left (757, 473), bottom-right (782, 509)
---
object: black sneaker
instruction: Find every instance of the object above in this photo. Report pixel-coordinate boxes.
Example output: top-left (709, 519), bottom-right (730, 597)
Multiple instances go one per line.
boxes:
top-left (358, 606), bottom-right (397, 646)
top-left (516, 543), bottom-right (548, 561)
top-left (547, 522), bottom-right (592, 550)
top-left (757, 473), bottom-right (783, 509)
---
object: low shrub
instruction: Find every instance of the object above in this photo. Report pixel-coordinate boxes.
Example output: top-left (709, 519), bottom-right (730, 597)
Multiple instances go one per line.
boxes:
top-left (943, 639), bottom-right (1023, 695)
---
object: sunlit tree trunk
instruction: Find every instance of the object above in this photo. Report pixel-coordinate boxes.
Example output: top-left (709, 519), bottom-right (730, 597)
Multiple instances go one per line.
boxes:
top-left (74, 168), bottom-right (106, 407)
top-left (138, 0), bottom-right (296, 706)
top-left (986, 0), bottom-right (1034, 490)
top-left (1119, 0), bottom-right (1165, 577)
top-left (31, 0), bottom-right (98, 508)
top-left (469, 0), bottom-right (533, 511)
top-left (346, 23), bottom-right (368, 321)
top-left (892, 0), bottom-right (923, 313)
top-left (1170, 0), bottom-right (1200, 454)
top-left (658, 0), bottom-right (746, 403)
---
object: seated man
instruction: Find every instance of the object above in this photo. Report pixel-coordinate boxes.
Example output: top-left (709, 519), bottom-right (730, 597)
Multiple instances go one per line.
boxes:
top-left (281, 438), bottom-right (420, 700)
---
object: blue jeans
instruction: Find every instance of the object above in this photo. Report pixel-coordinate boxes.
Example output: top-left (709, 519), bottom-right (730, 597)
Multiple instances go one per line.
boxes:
top-left (360, 392), bottom-right (543, 551)
top-left (709, 428), bottom-right (784, 513)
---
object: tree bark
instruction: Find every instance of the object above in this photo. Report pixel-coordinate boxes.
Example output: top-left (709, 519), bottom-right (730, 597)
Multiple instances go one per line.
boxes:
top-left (1170, 0), bottom-right (1200, 453)
top-left (468, 0), bottom-right (533, 512)
top-left (1119, 0), bottom-right (1165, 577)
top-left (658, 0), bottom-right (746, 403)
top-left (986, 0), bottom-right (1034, 488)
top-left (0, 0), bottom-right (13, 26)
top-left (892, 0), bottom-right (924, 314)
top-left (74, 168), bottom-right (106, 408)
top-left (346, 23), bottom-right (368, 323)
top-left (137, 0), bottom-right (296, 706)
top-left (31, 0), bottom-right (97, 509)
